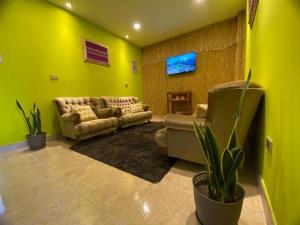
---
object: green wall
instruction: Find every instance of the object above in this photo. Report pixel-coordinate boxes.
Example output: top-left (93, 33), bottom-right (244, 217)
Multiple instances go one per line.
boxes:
top-left (0, 0), bottom-right (143, 146)
top-left (245, 0), bottom-right (300, 224)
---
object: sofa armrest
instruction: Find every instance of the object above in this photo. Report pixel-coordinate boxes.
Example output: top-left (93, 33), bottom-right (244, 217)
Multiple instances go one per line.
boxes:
top-left (142, 104), bottom-right (150, 111)
top-left (94, 108), bottom-right (113, 118)
top-left (111, 107), bottom-right (122, 117)
top-left (165, 114), bottom-right (206, 132)
top-left (61, 112), bottom-right (80, 125)
top-left (194, 104), bottom-right (208, 118)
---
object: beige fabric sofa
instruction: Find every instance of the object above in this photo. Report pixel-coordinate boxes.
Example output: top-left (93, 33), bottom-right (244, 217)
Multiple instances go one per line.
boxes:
top-left (155, 80), bottom-right (264, 164)
top-left (55, 97), bottom-right (118, 141)
top-left (101, 96), bottom-right (152, 128)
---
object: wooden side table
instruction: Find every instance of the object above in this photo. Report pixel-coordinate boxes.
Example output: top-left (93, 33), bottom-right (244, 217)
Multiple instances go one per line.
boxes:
top-left (167, 91), bottom-right (192, 115)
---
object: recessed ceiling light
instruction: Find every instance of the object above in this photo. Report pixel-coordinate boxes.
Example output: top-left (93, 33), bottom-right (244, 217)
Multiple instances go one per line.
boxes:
top-left (133, 23), bottom-right (141, 30)
top-left (125, 35), bottom-right (129, 39)
top-left (194, 0), bottom-right (205, 3)
top-left (65, 2), bottom-right (72, 9)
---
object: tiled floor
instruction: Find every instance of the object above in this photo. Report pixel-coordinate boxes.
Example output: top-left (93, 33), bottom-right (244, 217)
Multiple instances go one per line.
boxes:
top-left (0, 126), bottom-right (266, 225)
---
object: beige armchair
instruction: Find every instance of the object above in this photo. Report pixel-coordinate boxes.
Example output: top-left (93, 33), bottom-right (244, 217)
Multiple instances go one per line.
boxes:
top-left (155, 80), bottom-right (264, 164)
top-left (54, 97), bottom-right (118, 141)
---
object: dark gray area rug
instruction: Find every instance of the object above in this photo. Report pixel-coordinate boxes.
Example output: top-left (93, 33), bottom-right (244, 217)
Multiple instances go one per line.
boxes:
top-left (70, 122), bottom-right (176, 183)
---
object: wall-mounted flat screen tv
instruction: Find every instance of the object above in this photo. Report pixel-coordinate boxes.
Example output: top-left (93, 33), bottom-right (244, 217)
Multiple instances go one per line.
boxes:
top-left (166, 52), bottom-right (196, 75)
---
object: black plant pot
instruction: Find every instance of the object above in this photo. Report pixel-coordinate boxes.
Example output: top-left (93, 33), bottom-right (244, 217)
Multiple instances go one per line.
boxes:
top-left (193, 172), bottom-right (245, 225)
top-left (26, 132), bottom-right (46, 150)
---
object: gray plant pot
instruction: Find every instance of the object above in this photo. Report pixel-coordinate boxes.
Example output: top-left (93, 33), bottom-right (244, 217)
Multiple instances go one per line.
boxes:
top-left (26, 132), bottom-right (46, 150)
top-left (193, 172), bottom-right (245, 225)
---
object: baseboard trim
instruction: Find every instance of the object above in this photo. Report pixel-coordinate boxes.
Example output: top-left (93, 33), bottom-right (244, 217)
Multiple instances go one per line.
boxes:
top-left (257, 176), bottom-right (277, 225)
top-left (0, 135), bottom-right (61, 152)
top-left (0, 141), bottom-right (28, 152)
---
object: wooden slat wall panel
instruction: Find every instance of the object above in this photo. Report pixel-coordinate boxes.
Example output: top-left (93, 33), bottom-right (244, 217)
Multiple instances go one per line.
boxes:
top-left (235, 11), bottom-right (246, 80)
top-left (142, 12), bottom-right (246, 115)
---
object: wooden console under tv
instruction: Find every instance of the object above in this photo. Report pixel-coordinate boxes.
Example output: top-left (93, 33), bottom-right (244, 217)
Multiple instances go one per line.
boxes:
top-left (167, 91), bottom-right (192, 115)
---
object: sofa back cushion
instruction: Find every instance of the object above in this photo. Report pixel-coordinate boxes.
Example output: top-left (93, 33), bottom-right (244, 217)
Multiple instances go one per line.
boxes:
top-left (101, 96), bottom-right (138, 114)
top-left (130, 102), bottom-right (144, 113)
top-left (55, 97), bottom-right (105, 115)
top-left (71, 105), bottom-right (97, 122)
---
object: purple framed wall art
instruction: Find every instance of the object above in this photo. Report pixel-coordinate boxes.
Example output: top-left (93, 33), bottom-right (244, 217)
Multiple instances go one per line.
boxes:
top-left (82, 39), bottom-right (110, 66)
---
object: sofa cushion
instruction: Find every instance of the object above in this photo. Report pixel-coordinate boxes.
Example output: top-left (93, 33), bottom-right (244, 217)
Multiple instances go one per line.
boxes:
top-left (118, 111), bottom-right (152, 126)
top-left (111, 107), bottom-right (122, 117)
top-left (101, 96), bottom-right (138, 114)
top-left (71, 105), bottom-right (97, 122)
top-left (94, 108), bottom-right (113, 119)
top-left (75, 117), bottom-right (118, 136)
top-left (130, 102), bottom-right (144, 113)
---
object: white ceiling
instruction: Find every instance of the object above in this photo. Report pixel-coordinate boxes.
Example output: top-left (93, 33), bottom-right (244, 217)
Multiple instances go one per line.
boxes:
top-left (49, 0), bottom-right (246, 47)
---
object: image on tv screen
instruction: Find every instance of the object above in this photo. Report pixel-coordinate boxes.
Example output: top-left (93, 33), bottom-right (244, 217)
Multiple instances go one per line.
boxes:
top-left (166, 52), bottom-right (196, 75)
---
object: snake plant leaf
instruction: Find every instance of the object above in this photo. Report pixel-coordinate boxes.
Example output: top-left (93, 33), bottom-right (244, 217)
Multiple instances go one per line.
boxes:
top-left (228, 172), bottom-right (237, 194)
top-left (199, 125), bottom-right (215, 192)
top-left (16, 100), bottom-right (23, 112)
top-left (231, 147), bottom-right (243, 159)
top-left (221, 148), bottom-right (233, 180)
top-left (31, 111), bottom-right (38, 135)
top-left (16, 100), bottom-right (32, 134)
top-left (195, 123), bottom-right (219, 198)
top-left (229, 147), bottom-right (243, 193)
top-left (36, 108), bottom-right (42, 133)
top-left (227, 71), bottom-right (251, 149)
top-left (204, 126), bottom-right (223, 192)
top-left (224, 149), bottom-right (245, 193)
top-left (194, 122), bottom-right (213, 195)
top-left (234, 71), bottom-right (251, 129)
top-left (26, 116), bottom-right (33, 134)
top-left (194, 122), bottom-right (210, 164)
top-left (227, 128), bottom-right (239, 151)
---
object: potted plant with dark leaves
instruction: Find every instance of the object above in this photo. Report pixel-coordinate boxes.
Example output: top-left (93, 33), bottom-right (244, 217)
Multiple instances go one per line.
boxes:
top-left (16, 100), bottom-right (46, 150)
top-left (193, 73), bottom-right (251, 225)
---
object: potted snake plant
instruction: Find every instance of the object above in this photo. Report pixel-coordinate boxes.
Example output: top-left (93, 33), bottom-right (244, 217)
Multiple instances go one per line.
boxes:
top-left (193, 73), bottom-right (251, 225)
top-left (16, 100), bottom-right (46, 150)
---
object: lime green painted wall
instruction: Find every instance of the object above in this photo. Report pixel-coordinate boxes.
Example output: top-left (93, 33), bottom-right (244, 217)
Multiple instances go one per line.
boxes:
top-left (0, 0), bottom-right (143, 146)
top-left (245, 0), bottom-right (300, 224)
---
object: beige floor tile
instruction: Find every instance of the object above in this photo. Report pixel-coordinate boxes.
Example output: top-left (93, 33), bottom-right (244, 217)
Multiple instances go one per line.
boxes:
top-left (135, 161), bottom-right (201, 225)
top-left (239, 195), bottom-right (266, 225)
top-left (0, 179), bottom-right (76, 225)
top-left (0, 152), bottom-right (49, 190)
top-left (30, 194), bottom-right (121, 225)
top-left (0, 149), bottom-right (41, 168)
top-left (77, 169), bottom-right (153, 225)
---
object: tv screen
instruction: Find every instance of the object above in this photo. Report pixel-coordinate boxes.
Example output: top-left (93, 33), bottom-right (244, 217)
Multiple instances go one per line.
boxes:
top-left (166, 52), bottom-right (196, 75)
